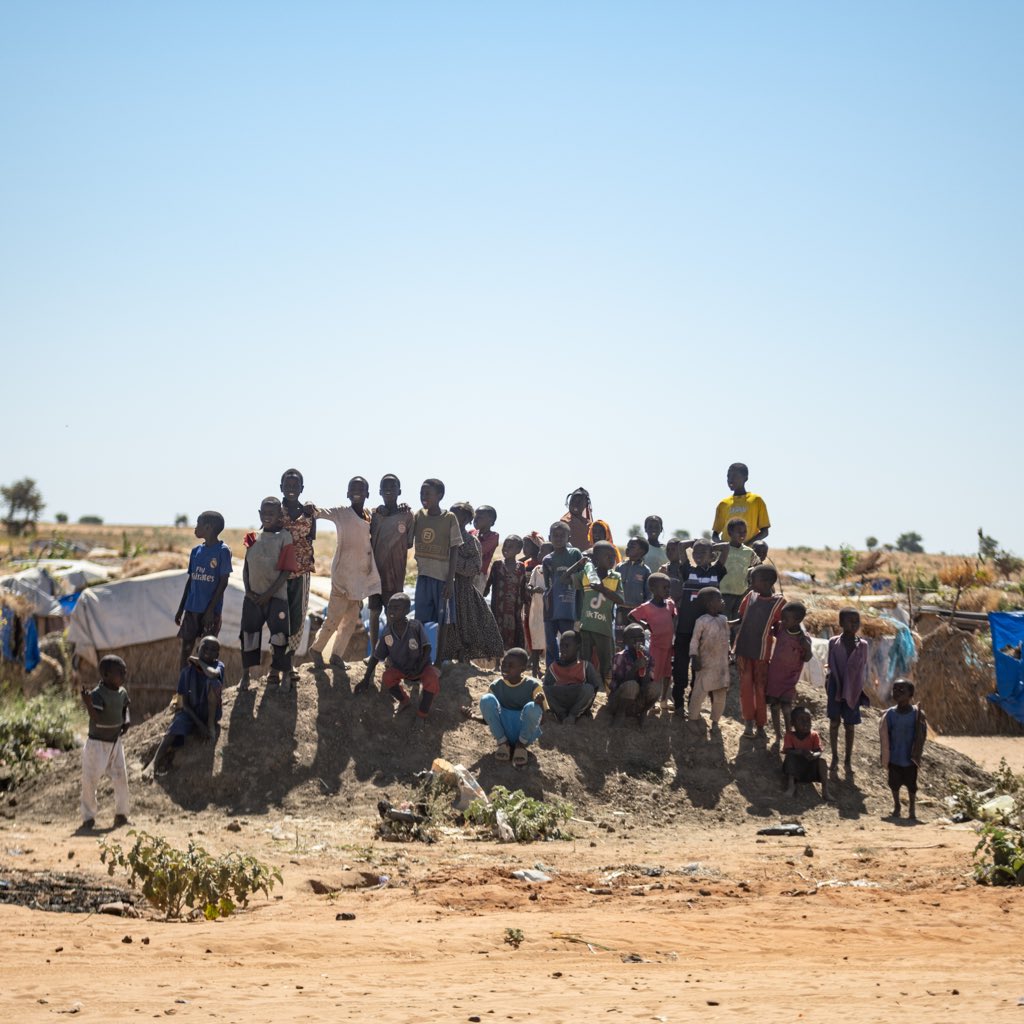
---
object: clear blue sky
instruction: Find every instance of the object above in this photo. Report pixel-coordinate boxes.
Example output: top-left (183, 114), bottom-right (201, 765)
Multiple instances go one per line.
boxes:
top-left (3, 2), bottom-right (1021, 553)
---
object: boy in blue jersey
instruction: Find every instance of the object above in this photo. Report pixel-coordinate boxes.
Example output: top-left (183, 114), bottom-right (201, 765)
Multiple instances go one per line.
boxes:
top-left (175, 511), bottom-right (232, 668)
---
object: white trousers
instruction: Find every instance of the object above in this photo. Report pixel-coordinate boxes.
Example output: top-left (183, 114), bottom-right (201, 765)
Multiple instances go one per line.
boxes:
top-left (80, 737), bottom-right (130, 822)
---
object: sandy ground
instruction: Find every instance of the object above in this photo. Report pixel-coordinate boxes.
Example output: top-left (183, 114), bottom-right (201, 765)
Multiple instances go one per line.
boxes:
top-left (2, 807), bottom-right (1022, 1024)
top-left (934, 735), bottom-right (1024, 773)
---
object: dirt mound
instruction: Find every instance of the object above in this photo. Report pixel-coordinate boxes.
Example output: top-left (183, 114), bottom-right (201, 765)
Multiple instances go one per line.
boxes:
top-left (15, 660), bottom-right (990, 828)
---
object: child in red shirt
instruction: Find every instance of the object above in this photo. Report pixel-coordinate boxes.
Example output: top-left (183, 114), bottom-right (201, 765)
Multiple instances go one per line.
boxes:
top-left (783, 706), bottom-right (830, 801)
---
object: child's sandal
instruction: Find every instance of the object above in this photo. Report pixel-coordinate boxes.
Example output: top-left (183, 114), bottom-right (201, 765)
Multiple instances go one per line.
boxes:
top-left (512, 747), bottom-right (528, 768)
top-left (495, 742), bottom-right (511, 762)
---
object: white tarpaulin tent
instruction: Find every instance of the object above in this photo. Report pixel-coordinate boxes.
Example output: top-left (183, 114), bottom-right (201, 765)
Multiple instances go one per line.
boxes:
top-left (68, 569), bottom-right (329, 666)
top-left (0, 567), bottom-right (63, 617)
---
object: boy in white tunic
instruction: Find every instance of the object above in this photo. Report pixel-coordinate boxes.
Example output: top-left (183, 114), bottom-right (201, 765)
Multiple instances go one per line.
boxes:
top-left (79, 655), bottom-right (131, 830)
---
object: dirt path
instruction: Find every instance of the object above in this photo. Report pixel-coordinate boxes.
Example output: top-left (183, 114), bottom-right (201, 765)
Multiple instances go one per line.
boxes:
top-left (933, 734), bottom-right (1024, 773)
top-left (2, 810), bottom-right (1021, 1024)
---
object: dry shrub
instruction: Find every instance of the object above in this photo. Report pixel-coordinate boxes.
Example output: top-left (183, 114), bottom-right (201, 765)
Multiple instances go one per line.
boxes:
top-left (803, 609), bottom-right (899, 639)
top-left (915, 626), bottom-right (1024, 736)
top-left (851, 551), bottom-right (886, 576)
top-left (958, 587), bottom-right (1011, 614)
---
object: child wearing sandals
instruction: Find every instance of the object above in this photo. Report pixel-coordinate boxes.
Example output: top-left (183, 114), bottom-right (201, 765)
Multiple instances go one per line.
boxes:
top-left (766, 601), bottom-right (813, 741)
top-left (480, 648), bottom-right (545, 767)
top-left (628, 573), bottom-right (677, 713)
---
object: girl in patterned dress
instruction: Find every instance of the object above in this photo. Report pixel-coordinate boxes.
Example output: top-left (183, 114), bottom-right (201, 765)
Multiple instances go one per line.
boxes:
top-left (442, 503), bottom-right (505, 664)
top-left (280, 468), bottom-right (316, 685)
top-left (485, 535), bottom-right (528, 650)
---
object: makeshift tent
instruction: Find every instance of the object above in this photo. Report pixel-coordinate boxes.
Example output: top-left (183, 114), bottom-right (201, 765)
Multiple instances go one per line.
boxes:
top-left (988, 612), bottom-right (1024, 724)
top-left (0, 567), bottom-right (63, 617)
top-left (68, 570), bottom-right (330, 720)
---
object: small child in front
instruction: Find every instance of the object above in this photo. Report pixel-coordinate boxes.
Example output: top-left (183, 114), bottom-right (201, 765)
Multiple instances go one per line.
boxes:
top-left (542, 630), bottom-right (600, 724)
top-left (629, 573), bottom-right (677, 712)
top-left (782, 706), bottom-right (830, 801)
top-left (480, 648), bottom-right (545, 767)
top-left (766, 601), bottom-right (813, 741)
top-left (826, 608), bottom-right (870, 771)
top-left (734, 565), bottom-right (786, 738)
top-left (880, 678), bottom-right (928, 820)
top-left (79, 655), bottom-right (131, 830)
top-left (241, 497), bottom-right (298, 690)
top-left (175, 511), bottom-right (232, 669)
top-left (688, 588), bottom-right (731, 730)
top-left (149, 635), bottom-right (224, 774)
top-left (609, 622), bottom-right (660, 725)
top-left (358, 593), bottom-right (441, 721)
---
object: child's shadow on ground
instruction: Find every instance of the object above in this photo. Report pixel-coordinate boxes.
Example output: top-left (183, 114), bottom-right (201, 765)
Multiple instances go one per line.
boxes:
top-left (667, 718), bottom-right (731, 809)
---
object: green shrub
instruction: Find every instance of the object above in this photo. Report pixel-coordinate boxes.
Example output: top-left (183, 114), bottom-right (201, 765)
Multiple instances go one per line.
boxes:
top-left (466, 786), bottom-right (573, 842)
top-left (99, 831), bottom-right (282, 920)
top-left (973, 823), bottom-right (1024, 886)
top-left (0, 691), bottom-right (78, 783)
top-left (504, 927), bottom-right (524, 948)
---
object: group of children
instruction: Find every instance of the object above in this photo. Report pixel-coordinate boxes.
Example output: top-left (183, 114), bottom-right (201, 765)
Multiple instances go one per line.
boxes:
top-left (80, 462), bottom-right (927, 827)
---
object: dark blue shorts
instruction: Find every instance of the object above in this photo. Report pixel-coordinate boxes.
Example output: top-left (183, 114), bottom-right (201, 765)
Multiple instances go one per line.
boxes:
top-left (826, 678), bottom-right (862, 725)
top-left (414, 575), bottom-right (455, 625)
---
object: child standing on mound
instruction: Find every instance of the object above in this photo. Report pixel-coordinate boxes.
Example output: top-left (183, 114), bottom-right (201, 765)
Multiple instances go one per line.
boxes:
top-left (561, 487), bottom-right (594, 552)
top-left (609, 622), bottom-right (660, 725)
top-left (716, 518), bottom-right (760, 623)
top-left (358, 593), bottom-right (440, 721)
top-left (240, 498), bottom-right (299, 690)
top-left (175, 511), bottom-right (232, 669)
top-left (522, 535), bottom-right (550, 676)
top-left (766, 601), bottom-right (813, 741)
top-left (711, 462), bottom-right (771, 547)
top-left (616, 537), bottom-right (652, 636)
top-left (441, 502), bottom-right (504, 664)
top-left (783, 706), bottom-right (830, 800)
top-left (472, 505), bottom-right (499, 593)
top-left (574, 540), bottom-right (623, 688)
top-left (485, 534), bottom-right (528, 650)
top-left (688, 588), bottom-right (731, 729)
top-left (826, 608), bottom-right (870, 771)
top-left (734, 565), bottom-right (785, 737)
top-left (629, 573), bottom-right (677, 712)
top-left (480, 648), bottom-right (545, 767)
top-left (880, 679), bottom-right (928, 820)
top-left (642, 516), bottom-right (667, 573)
top-left (310, 477), bottom-right (382, 672)
top-left (412, 478), bottom-right (462, 661)
top-left (542, 522), bottom-right (581, 666)
top-left (79, 655), bottom-right (131, 829)
top-left (368, 474), bottom-right (415, 651)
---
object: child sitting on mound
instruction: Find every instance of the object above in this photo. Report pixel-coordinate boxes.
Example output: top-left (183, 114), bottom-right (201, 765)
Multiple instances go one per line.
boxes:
top-left (542, 630), bottom-right (600, 724)
top-left (609, 623), bottom-right (660, 726)
top-left (782, 706), bottom-right (830, 801)
top-left (358, 593), bottom-right (440, 722)
top-left (480, 648), bottom-right (545, 767)
top-left (149, 636), bottom-right (223, 775)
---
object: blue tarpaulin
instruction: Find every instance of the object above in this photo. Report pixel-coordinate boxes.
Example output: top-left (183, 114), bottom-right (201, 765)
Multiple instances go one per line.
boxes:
top-left (988, 612), bottom-right (1024, 723)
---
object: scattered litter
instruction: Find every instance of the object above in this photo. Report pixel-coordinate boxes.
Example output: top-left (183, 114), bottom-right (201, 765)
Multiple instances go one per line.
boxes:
top-left (621, 953), bottom-right (647, 963)
top-left (335, 912), bottom-right (356, 921)
top-left (429, 758), bottom-right (488, 811)
top-left (815, 879), bottom-right (880, 890)
top-left (552, 931), bottom-right (615, 953)
top-left (586, 887), bottom-right (614, 896)
top-left (98, 901), bottom-right (139, 917)
top-left (979, 795), bottom-right (1015, 823)
top-left (511, 869), bottom-right (550, 883)
top-left (757, 824), bottom-right (806, 837)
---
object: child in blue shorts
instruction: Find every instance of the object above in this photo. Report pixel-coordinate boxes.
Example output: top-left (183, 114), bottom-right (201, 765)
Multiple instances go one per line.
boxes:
top-left (412, 478), bottom-right (463, 663)
top-left (480, 648), bottom-right (545, 767)
top-left (175, 511), bottom-right (232, 669)
top-left (826, 608), bottom-right (870, 773)
top-left (149, 636), bottom-right (223, 774)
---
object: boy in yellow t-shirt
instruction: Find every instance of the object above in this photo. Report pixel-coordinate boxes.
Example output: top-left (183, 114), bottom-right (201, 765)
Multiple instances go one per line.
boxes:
top-left (711, 462), bottom-right (770, 547)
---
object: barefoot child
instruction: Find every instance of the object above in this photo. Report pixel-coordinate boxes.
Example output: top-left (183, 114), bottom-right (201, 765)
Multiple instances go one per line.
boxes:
top-left (240, 498), bottom-right (299, 689)
top-left (480, 648), bottom-right (545, 767)
top-left (609, 623), bottom-right (659, 725)
top-left (149, 636), bottom-right (223, 774)
top-left (880, 678), bottom-right (927, 820)
top-left (309, 477), bottom-right (382, 672)
top-left (542, 630), bottom-right (599, 724)
top-left (734, 565), bottom-right (785, 738)
top-left (280, 469), bottom-right (316, 681)
top-left (175, 511), bottom-right (232, 669)
top-left (358, 593), bottom-right (441, 720)
top-left (368, 474), bottom-right (415, 651)
top-left (79, 655), bottom-right (131, 829)
top-left (716, 518), bottom-right (760, 623)
top-left (826, 608), bottom-right (870, 771)
top-left (688, 588), bottom-right (731, 729)
top-left (616, 537), bottom-right (652, 638)
top-left (629, 573), bottom-right (677, 712)
top-left (766, 601), bottom-right (813, 741)
top-left (783, 706), bottom-right (830, 800)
